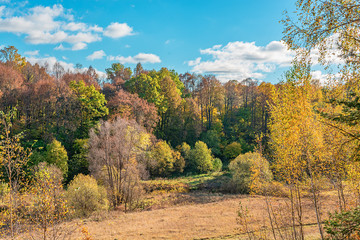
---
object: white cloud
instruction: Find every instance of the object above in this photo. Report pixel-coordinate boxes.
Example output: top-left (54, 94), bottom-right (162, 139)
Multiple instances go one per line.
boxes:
top-left (87, 50), bottom-right (106, 60)
top-left (27, 56), bottom-right (106, 78)
top-left (24, 50), bottom-right (39, 56)
top-left (311, 70), bottom-right (341, 85)
top-left (187, 57), bottom-right (201, 66)
top-left (104, 22), bottom-right (134, 38)
top-left (165, 40), bottom-right (171, 44)
top-left (71, 42), bottom-right (87, 50)
top-left (188, 41), bottom-right (294, 81)
top-left (108, 53), bottom-right (161, 64)
top-left (0, 6), bottom-right (5, 17)
top-left (0, 4), bottom-right (133, 51)
top-left (27, 56), bottom-right (74, 72)
top-left (63, 22), bottom-right (86, 31)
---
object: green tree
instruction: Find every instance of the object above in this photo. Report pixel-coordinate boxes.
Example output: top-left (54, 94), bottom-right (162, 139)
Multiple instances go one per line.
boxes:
top-left (43, 140), bottom-right (68, 176)
top-left (188, 141), bottom-right (214, 173)
top-left (69, 80), bottom-right (108, 138)
top-left (150, 141), bottom-right (179, 177)
top-left (224, 142), bottom-right (242, 161)
top-left (67, 139), bottom-right (89, 182)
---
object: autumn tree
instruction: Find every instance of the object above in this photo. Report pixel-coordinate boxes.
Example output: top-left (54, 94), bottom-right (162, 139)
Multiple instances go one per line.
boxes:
top-left (27, 163), bottom-right (72, 240)
top-left (88, 118), bottom-right (150, 209)
top-left (269, 63), bottom-right (327, 239)
top-left (0, 108), bottom-right (31, 239)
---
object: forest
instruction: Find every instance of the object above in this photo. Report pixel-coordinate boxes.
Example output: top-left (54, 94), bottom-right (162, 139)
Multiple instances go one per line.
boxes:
top-left (1, 0), bottom-right (360, 239)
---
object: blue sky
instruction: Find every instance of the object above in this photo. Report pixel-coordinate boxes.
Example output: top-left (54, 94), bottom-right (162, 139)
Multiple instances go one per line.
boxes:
top-left (0, 0), bottom-right (300, 83)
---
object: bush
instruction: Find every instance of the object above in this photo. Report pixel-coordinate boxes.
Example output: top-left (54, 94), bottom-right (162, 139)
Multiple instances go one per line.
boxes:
top-left (224, 142), bottom-right (242, 161)
top-left (228, 152), bottom-right (272, 194)
top-left (188, 141), bottom-right (214, 173)
top-left (66, 174), bottom-right (108, 217)
top-left (213, 158), bottom-right (223, 172)
top-left (150, 141), bottom-right (184, 176)
top-left (325, 206), bottom-right (360, 239)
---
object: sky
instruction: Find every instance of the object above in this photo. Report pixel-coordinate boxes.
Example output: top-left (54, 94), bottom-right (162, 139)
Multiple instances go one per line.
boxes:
top-left (0, 0), bottom-right (302, 83)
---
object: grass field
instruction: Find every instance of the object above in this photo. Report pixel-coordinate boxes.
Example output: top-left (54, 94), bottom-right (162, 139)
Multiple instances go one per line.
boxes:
top-left (64, 191), bottom-right (339, 240)
top-left (12, 173), bottom-right (344, 240)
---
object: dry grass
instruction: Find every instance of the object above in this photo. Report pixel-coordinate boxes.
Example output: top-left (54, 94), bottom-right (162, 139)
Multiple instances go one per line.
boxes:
top-left (55, 191), bottom-right (339, 240)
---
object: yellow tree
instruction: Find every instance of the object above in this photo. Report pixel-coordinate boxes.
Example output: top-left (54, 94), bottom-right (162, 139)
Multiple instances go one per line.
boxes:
top-left (269, 63), bottom-right (326, 239)
top-left (0, 108), bottom-right (31, 239)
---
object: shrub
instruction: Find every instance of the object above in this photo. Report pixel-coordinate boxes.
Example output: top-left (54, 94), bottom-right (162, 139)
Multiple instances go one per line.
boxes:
top-left (178, 142), bottom-right (191, 161)
top-left (228, 152), bottom-right (272, 194)
top-left (324, 206), bottom-right (360, 239)
top-left (224, 142), bottom-right (242, 161)
top-left (188, 141), bottom-right (214, 173)
top-left (201, 130), bottom-right (222, 157)
top-left (213, 158), bottom-right (223, 172)
top-left (150, 141), bottom-right (177, 176)
top-left (66, 174), bottom-right (108, 217)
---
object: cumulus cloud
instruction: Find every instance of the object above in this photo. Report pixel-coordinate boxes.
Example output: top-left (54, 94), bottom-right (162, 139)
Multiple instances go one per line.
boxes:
top-left (24, 50), bottom-right (39, 56)
top-left (108, 53), bottom-right (161, 64)
top-left (87, 50), bottom-right (106, 60)
top-left (0, 4), bottom-right (134, 50)
top-left (188, 39), bottom-right (345, 82)
top-left (0, 6), bottom-right (5, 17)
top-left (104, 22), bottom-right (134, 38)
top-left (188, 41), bottom-right (294, 81)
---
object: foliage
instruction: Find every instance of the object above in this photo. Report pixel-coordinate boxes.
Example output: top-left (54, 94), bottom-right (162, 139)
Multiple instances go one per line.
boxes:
top-left (149, 141), bottom-right (177, 177)
top-left (27, 162), bottom-right (72, 239)
top-left (68, 139), bottom-right (89, 182)
top-left (88, 118), bottom-right (149, 210)
top-left (223, 142), bottom-right (242, 161)
top-left (228, 152), bottom-right (272, 194)
top-left (212, 158), bottom-right (223, 172)
top-left (201, 130), bottom-right (222, 157)
top-left (43, 139), bottom-right (69, 177)
top-left (188, 141), bottom-right (214, 173)
top-left (69, 80), bottom-right (109, 138)
top-left (324, 206), bottom-right (360, 240)
top-left (66, 174), bottom-right (108, 217)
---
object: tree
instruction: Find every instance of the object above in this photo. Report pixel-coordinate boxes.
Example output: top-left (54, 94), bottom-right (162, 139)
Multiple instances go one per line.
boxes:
top-left (0, 46), bottom-right (26, 70)
top-left (69, 80), bottom-right (108, 138)
top-left (27, 163), bottom-right (72, 240)
top-left (0, 108), bottom-right (31, 239)
top-left (188, 141), bottom-right (214, 173)
top-left (107, 89), bottom-right (159, 132)
top-left (43, 140), bottom-right (69, 177)
top-left (269, 64), bottom-right (327, 239)
top-left (67, 139), bottom-right (89, 182)
top-left (149, 141), bottom-right (184, 177)
top-left (88, 118), bottom-right (150, 209)
top-left (224, 142), bottom-right (242, 161)
top-left (105, 63), bottom-right (132, 88)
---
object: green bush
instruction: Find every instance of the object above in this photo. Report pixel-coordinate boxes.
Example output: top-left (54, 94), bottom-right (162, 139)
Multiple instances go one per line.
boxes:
top-left (188, 141), bottom-right (214, 173)
top-left (213, 158), bottom-right (223, 172)
top-left (223, 142), bottom-right (242, 161)
top-left (66, 174), bottom-right (108, 217)
top-left (150, 141), bottom-right (184, 176)
top-left (228, 152), bottom-right (272, 194)
top-left (325, 206), bottom-right (360, 239)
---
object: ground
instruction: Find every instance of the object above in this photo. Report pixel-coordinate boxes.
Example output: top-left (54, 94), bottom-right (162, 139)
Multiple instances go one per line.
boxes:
top-left (69, 191), bottom-right (339, 240)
